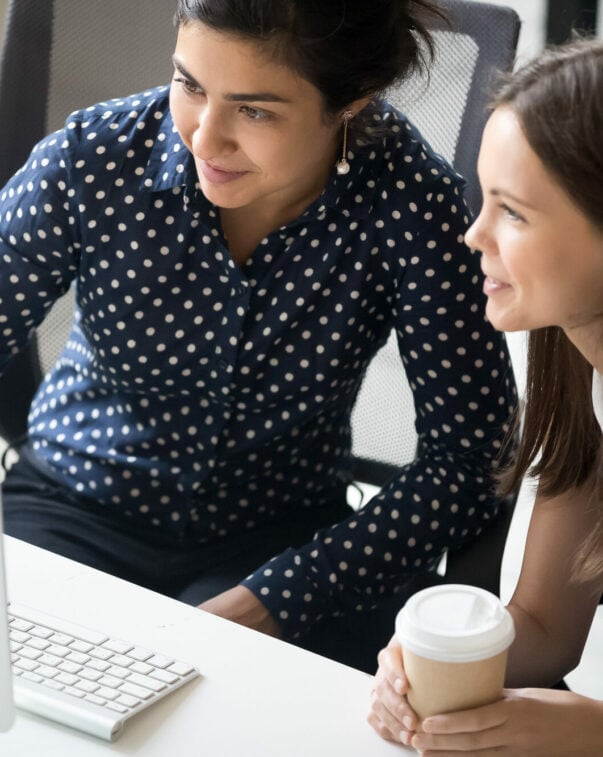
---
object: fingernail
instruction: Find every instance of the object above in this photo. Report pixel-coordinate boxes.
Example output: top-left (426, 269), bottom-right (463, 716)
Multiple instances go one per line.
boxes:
top-left (403, 716), bottom-right (413, 730)
top-left (394, 677), bottom-right (404, 694)
top-left (399, 730), bottom-right (410, 745)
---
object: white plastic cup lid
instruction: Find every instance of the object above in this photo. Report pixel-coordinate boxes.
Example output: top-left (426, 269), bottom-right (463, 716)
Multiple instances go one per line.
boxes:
top-left (395, 584), bottom-right (515, 663)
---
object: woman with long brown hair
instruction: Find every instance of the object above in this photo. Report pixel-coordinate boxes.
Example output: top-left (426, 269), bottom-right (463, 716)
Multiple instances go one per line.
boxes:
top-left (368, 37), bottom-right (603, 755)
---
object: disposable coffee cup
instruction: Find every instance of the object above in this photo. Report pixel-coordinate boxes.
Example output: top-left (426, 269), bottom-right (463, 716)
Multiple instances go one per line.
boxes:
top-left (395, 584), bottom-right (515, 722)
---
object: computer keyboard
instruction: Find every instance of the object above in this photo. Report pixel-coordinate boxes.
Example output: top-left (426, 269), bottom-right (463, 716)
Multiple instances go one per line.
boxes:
top-left (8, 602), bottom-right (200, 741)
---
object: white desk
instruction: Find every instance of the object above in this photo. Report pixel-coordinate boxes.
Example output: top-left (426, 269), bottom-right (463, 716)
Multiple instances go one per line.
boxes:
top-left (2, 537), bottom-right (411, 756)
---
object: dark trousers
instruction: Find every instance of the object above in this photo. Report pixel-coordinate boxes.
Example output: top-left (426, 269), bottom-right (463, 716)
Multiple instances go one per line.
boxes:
top-left (2, 442), bottom-right (402, 674)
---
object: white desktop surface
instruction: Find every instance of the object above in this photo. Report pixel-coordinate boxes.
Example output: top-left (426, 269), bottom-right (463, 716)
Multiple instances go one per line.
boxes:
top-left (2, 536), bottom-right (411, 756)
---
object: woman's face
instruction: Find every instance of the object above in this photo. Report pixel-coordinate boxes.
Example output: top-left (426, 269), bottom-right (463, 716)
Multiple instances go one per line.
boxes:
top-left (170, 22), bottom-right (344, 219)
top-left (466, 107), bottom-right (603, 334)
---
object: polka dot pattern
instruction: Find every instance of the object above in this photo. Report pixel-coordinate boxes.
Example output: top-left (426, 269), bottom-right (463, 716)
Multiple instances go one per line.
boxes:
top-left (0, 88), bottom-right (517, 639)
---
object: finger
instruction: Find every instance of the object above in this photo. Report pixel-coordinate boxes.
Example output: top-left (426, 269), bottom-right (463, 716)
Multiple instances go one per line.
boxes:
top-left (413, 723), bottom-right (507, 754)
top-left (422, 700), bottom-right (508, 735)
top-left (369, 684), bottom-right (417, 741)
top-left (377, 644), bottom-right (408, 695)
top-left (366, 707), bottom-right (399, 744)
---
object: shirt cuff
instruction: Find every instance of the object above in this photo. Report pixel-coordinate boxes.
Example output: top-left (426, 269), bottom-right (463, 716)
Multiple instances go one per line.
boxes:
top-left (241, 547), bottom-right (329, 641)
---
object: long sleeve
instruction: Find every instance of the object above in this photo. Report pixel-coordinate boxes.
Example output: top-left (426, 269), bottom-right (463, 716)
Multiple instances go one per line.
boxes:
top-left (242, 166), bottom-right (517, 640)
top-left (0, 127), bottom-right (80, 373)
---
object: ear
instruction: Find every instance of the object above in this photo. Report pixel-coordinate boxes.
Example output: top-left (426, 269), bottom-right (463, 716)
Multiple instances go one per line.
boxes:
top-left (339, 96), bottom-right (373, 121)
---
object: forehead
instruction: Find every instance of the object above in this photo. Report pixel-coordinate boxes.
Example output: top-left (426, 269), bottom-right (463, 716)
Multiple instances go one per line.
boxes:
top-left (479, 108), bottom-right (554, 193)
top-left (174, 21), bottom-right (315, 98)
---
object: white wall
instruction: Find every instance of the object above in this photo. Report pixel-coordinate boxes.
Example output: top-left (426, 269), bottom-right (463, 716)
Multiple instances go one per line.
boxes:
top-left (481, 0), bottom-right (547, 61)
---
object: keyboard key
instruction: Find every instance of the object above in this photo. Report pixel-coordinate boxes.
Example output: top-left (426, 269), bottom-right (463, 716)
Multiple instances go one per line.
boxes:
top-left (70, 640), bottom-right (94, 654)
top-left (119, 682), bottom-right (153, 700)
top-left (87, 658), bottom-right (111, 673)
top-left (66, 651), bottom-right (90, 665)
top-left (127, 672), bottom-right (165, 692)
top-left (115, 693), bottom-right (141, 708)
top-left (89, 647), bottom-right (114, 661)
top-left (42, 678), bottom-right (65, 691)
top-left (96, 686), bottom-right (120, 701)
top-left (108, 654), bottom-right (134, 668)
top-left (75, 679), bottom-right (100, 694)
top-left (14, 657), bottom-right (39, 672)
top-left (47, 644), bottom-right (71, 658)
top-left (55, 672), bottom-right (79, 687)
top-left (106, 701), bottom-right (129, 714)
top-left (59, 660), bottom-right (84, 674)
top-left (99, 674), bottom-right (123, 689)
top-left (49, 633), bottom-right (73, 647)
top-left (19, 647), bottom-right (43, 661)
top-left (106, 665), bottom-right (130, 680)
top-left (146, 654), bottom-right (173, 669)
top-left (102, 639), bottom-right (134, 655)
top-left (36, 665), bottom-right (60, 679)
top-left (128, 646), bottom-right (154, 662)
top-left (150, 668), bottom-right (179, 685)
top-left (38, 653), bottom-right (62, 667)
top-left (79, 668), bottom-right (103, 682)
top-left (28, 637), bottom-right (51, 651)
top-left (9, 629), bottom-right (30, 644)
top-left (130, 661), bottom-right (153, 675)
top-left (10, 619), bottom-right (34, 632)
top-left (168, 661), bottom-right (195, 677)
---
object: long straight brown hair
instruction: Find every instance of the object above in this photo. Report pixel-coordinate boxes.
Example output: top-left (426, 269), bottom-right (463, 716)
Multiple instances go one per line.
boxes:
top-left (494, 38), bottom-right (603, 581)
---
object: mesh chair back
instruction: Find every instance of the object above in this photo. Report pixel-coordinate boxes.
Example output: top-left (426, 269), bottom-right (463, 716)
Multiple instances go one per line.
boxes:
top-left (350, 0), bottom-right (520, 482)
top-left (0, 0), bottom-right (177, 440)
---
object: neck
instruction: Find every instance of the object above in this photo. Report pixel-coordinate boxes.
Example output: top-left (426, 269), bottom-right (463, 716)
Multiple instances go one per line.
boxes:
top-left (564, 318), bottom-right (603, 373)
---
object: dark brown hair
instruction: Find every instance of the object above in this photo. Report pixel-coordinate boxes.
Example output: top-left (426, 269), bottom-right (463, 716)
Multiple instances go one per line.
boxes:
top-left (494, 38), bottom-right (603, 580)
top-left (174, 0), bottom-right (447, 136)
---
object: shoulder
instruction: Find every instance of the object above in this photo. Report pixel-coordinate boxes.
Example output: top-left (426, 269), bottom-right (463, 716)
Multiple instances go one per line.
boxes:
top-left (363, 101), bottom-right (465, 199)
top-left (48, 85), bottom-right (183, 179)
top-left (64, 85), bottom-right (172, 139)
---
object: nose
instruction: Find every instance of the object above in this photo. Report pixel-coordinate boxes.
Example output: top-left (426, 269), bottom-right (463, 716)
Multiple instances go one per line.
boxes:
top-left (464, 210), bottom-right (493, 256)
top-left (191, 105), bottom-right (235, 160)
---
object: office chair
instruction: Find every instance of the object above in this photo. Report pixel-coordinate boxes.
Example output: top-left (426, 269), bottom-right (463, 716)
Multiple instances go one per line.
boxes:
top-left (350, 0), bottom-right (521, 600)
top-left (0, 0), bottom-right (520, 612)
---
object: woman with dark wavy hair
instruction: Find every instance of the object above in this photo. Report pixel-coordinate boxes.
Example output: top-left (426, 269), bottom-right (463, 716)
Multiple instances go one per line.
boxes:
top-left (0, 1), bottom-right (515, 671)
top-left (369, 36), bottom-right (603, 755)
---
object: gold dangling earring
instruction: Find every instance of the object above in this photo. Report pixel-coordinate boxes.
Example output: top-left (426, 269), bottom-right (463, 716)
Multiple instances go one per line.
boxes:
top-left (336, 110), bottom-right (353, 175)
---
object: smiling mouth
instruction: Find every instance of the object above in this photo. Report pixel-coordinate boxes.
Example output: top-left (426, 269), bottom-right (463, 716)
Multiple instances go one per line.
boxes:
top-left (200, 161), bottom-right (247, 184)
top-left (483, 275), bottom-right (512, 294)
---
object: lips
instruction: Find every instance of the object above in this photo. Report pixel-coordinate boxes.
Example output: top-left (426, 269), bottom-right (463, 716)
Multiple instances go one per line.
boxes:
top-left (483, 275), bottom-right (511, 296)
top-left (200, 161), bottom-right (247, 184)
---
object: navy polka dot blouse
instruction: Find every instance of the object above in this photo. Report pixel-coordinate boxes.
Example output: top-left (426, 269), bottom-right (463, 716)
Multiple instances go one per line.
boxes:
top-left (0, 87), bottom-right (516, 639)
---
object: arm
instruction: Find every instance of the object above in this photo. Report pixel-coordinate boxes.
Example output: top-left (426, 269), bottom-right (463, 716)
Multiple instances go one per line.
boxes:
top-left (236, 166), bottom-right (517, 640)
top-left (0, 127), bottom-right (81, 373)
top-left (505, 481), bottom-right (603, 687)
top-left (412, 689), bottom-right (603, 756)
top-left (368, 479), bottom-right (603, 750)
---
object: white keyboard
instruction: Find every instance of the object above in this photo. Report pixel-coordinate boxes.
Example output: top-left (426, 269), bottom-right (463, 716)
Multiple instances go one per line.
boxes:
top-left (8, 602), bottom-right (200, 741)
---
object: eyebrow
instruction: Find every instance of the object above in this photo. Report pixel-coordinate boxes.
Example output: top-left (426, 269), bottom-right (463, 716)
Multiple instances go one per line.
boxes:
top-left (172, 58), bottom-right (293, 104)
top-left (489, 188), bottom-right (538, 211)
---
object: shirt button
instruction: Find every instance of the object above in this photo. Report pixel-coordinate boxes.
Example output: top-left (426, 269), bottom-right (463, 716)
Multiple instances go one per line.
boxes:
top-left (218, 359), bottom-right (228, 370)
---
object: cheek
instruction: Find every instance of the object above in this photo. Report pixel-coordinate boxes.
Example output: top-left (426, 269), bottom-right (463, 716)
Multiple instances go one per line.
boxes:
top-left (169, 91), bottom-right (195, 145)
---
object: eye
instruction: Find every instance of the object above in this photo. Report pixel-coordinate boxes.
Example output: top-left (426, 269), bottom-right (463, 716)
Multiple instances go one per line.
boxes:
top-left (499, 203), bottom-right (526, 223)
top-left (173, 76), bottom-right (203, 96)
top-left (239, 105), bottom-right (271, 121)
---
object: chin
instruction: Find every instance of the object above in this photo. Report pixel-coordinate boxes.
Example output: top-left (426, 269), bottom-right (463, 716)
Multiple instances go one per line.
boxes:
top-left (485, 305), bottom-right (522, 333)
